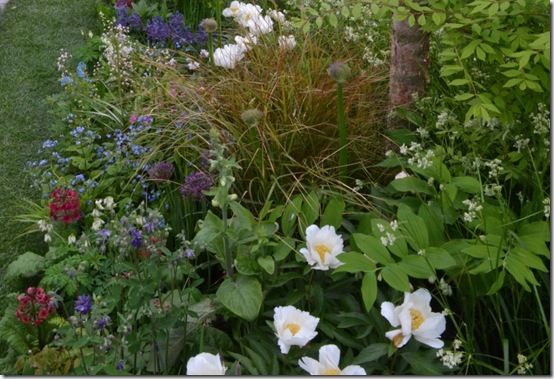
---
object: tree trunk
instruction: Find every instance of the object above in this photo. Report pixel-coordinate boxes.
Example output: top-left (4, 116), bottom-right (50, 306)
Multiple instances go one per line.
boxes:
top-left (387, 17), bottom-right (430, 133)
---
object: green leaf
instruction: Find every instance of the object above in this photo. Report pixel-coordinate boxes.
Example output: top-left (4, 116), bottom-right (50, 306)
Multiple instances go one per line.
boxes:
top-left (399, 255), bottom-right (434, 279)
top-left (381, 265), bottom-right (411, 292)
top-left (352, 233), bottom-right (394, 264)
top-left (335, 252), bottom-right (376, 273)
top-left (503, 78), bottom-right (523, 88)
top-left (281, 196), bottom-right (302, 236)
top-left (301, 191), bottom-right (320, 226)
top-left (327, 13), bottom-right (338, 27)
top-left (5, 252), bottom-right (45, 285)
top-left (451, 176), bottom-right (481, 193)
top-left (352, 343), bottom-right (389, 364)
top-left (390, 176), bottom-right (433, 195)
top-left (461, 39), bottom-right (481, 59)
top-left (426, 247), bottom-right (457, 269)
top-left (216, 275), bottom-right (263, 321)
top-left (397, 204), bottom-right (429, 250)
top-left (257, 256), bottom-right (275, 275)
top-left (361, 272), bottom-right (378, 312)
top-left (432, 12), bottom-right (446, 26)
top-left (274, 238), bottom-right (294, 261)
top-left (454, 93), bottom-right (474, 101)
top-left (321, 197), bottom-right (345, 229)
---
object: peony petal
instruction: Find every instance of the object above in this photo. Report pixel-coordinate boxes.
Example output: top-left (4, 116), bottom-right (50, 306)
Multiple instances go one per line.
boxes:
top-left (319, 344), bottom-right (341, 368)
top-left (416, 313), bottom-right (446, 337)
top-left (414, 335), bottom-right (444, 349)
top-left (385, 329), bottom-right (411, 348)
top-left (305, 225), bottom-right (320, 239)
top-left (298, 357), bottom-right (321, 375)
top-left (341, 365), bottom-right (367, 375)
top-left (398, 306), bottom-right (413, 336)
top-left (278, 339), bottom-right (291, 354)
top-left (381, 302), bottom-right (399, 327)
top-left (412, 288), bottom-right (432, 304)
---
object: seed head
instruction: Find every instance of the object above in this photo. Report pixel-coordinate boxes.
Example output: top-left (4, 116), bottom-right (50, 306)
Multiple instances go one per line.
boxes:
top-left (327, 61), bottom-right (351, 83)
top-left (200, 18), bottom-right (218, 33)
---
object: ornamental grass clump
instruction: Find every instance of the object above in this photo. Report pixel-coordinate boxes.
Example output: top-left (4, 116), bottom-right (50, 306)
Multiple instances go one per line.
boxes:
top-left (136, 27), bottom-right (387, 204)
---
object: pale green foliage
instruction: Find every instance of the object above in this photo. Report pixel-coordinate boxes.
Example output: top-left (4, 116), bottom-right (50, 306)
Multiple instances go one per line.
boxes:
top-left (5, 252), bottom-right (45, 286)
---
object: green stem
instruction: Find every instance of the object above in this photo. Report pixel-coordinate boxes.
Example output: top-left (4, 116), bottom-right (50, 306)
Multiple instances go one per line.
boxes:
top-left (222, 203), bottom-right (233, 277)
top-left (208, 33), bottom-right (215, 67)
top-left (336, 82), bottom-right (348, 179)
top-left (216, 0), bottom-right (223, 47)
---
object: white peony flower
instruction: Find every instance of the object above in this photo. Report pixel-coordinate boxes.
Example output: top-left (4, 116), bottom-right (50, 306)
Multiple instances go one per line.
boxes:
top-left (235, 3), bottom-right (263, 27)
top-left (381, 288), bottom-right (446, 349)
top-left (246, 14), bottom-right (274, 35)
top-left (234, 34), bottom-right (258, 51)
top-left (213, 44), bottom-right (245, 69)
top-left (186, 352), bottom-right (226, 375)
top-left (222, 1), bottom-right (244, 18)
top-left (268, 9), bottom-right (286, 23)
top-left (394, 170), bottom-right (410, 180)
top-left (300, 225), bottom-right (344, 271)
top-left (274, 305), bottom-right (319, 354)
top-left (278, 35), bottom-right (296, 51)
top-left (299, 344), bottom-right (366, 375)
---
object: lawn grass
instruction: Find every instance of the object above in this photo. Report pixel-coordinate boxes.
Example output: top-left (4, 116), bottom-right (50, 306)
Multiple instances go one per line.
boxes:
top-left (0, 0), bottom-right (99, 319)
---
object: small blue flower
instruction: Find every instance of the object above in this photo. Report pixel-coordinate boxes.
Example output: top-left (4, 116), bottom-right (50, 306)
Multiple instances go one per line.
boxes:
top-left (60, 74), bottom-right (74, 87)
top-left (42, 140), bottom-right (58, 149)
top-left (116, 360), bottom-right (125, 371)
top-left (129, 228), bottom-right (142, 249)
top-left (76, 62), bottom-right (87, 79)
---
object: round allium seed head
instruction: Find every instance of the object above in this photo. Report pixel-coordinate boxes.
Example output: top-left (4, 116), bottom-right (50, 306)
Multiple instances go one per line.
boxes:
top-left (200, 18), bottom-right (218, 33)
top-left (241, 108), bottom-right (264, 126)
top-left (148, 162), bottom-right (175, 181)
top-left (327, 61), bottom-right (351, 84)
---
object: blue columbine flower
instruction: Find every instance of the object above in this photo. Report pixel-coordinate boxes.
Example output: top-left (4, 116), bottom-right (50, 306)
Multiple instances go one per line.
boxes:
top-left (60, 74), bottom-right (73, 87)
top-left (146, 16), bottom-right (170, 44)
top-left (116, 360), bottom-right (125, 371)
top-left (76, 62), bottom-right (87, 79)
top-left (75, 295), bottom-right (93, 315)
top-left (93, 315), bottom-right (111, 330)
top-left (129, 228), bottom-right (142, 249)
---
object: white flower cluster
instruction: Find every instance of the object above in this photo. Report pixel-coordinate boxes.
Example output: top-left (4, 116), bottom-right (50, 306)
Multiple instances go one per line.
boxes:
top-left (543, 197), bottom-right (550, 219)
top-left (216, 2), bottom-right (295, 69)
top-left (513, 134), bottom-right (530, 152)
top-left (438, 278), bottom-right (452, 296)
top-left (37, 220), bottom-right (54, 243)
top-left (484, 183), bottom-right (502, 197)
top-left (436, 339), bottom-right (464, 369)
top-left (377, 220), bottom-right (398, 247)
top-left (516, 353), bottom-right (533, 374)
top-left (100, 24), bottom-right (135, 87)
top-left (92, 196), bottom-right (116, 231)
top-left (483, 158), bottom-right (503, 179)
top-left (436, 111), bottom-right (457, 130)
top-left (57, 49), bottom-right (72, 73)
top-left (531, 103), bottom-right (550, 140)
top-left (399, 142), bottom-right (435, 169)
top-left (462, 198), bottom-right (482, 223)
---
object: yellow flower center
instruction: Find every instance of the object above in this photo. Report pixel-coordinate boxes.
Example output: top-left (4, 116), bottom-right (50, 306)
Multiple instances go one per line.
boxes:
top-left (410, 308), bottom-right (424, 330)
top-left (285, 323), bottom-right (301, 336)
top-left (314, 244), bottom-right (331, 263)
top-left (392, 333), bottom-right (404, 348)
top-left (322, 368), bottom-right (341, 375)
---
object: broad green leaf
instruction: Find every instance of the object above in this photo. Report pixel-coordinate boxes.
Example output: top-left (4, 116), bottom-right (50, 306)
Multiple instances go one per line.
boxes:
top-left (432, 12), bottom-right (446, 26)
top-left (336, 252), bottom-right (376, 273)
top-left (352, 233), bottom-right (394, 264)
top-left (381, 265), bottom-right (411, 292)
top-left (301, 191), bottom-right (320, 226)
top-left (257, 256), bottom-right (275, 275)
top-left (281, 195), bottom-right (302, 236)
top-left (361, 272), bottom-right (378, 312)
top-left (327, 13), bottom-right (338, 27)
top-left (5, 252), bottom-right (45, 285)
top-left (390, 177), bottom-right (433, 195)
top-left (321, 197), bottom-right (345, 229)
top-left (352, 343), bottom-right (389, 364)
top-left (274, 238), bottom-right (294, 261)
top-left (397, 204), bottom-right (429, 250)
top-left (216, 275), bottom-right (263, 321)
top-left (426, 247), bottom-right (457, 269)
top-left (451, 176), bottom-right (481, 193)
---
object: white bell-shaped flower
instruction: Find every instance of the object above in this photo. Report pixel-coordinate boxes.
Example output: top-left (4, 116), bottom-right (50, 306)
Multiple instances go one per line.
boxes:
top-left (299, 344), bottom-right (367, 375)
top-left (274, 305), bottom-right (319, 354)
top-left (300, 225), bottom-right (344, 271)
top-left (381, 288), bottom-right (446, 349)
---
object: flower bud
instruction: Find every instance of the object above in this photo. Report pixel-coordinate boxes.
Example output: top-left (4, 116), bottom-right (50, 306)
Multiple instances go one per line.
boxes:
top-left (327, 61), bottom-right (351, 84)
top-left (229, 194), bottom-right (238, 201)
top-left (200, 18), bottom-right (218, 33)
top-left (241, 108), bottom-right (263, 126)
top-left (211, 199), bottom-right (220, 208)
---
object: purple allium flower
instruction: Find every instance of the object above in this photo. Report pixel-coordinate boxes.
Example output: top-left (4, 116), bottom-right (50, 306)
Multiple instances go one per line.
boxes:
top-left (75, 295), bottom-right (92, 315)
top-left (179, 171), bottom-right (213, 199)
top-left (127, 13), bottom-right (142, 31)
top-left (168, 12), bottom-right (194, 47)
top-left (146, 16), bottom-right (170, 44)
top-left (115, 7), bottom-right (129, 27)
top-left (116, 360), bottom-right (125, 371)
top-left (93, 315), bottom-right (111, 330)
top-left (148, 162), bottom-right (175, 181)
top-left (129, 228), bottom-right (142, 249)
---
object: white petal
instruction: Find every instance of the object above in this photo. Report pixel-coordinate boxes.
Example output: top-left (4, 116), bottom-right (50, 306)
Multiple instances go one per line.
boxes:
top-left (341, 365), bottom-right (367, 375)
top-left (278, 339), bottom-right (291, 354)
top-left (416, 313), bottom-right (446, 338)
top-left (186, 353), bottom-right (226, 375)
top-left (414, 335), bottom-right (444, 349)
top-left (298, 357), bottom-right (321, 375)
top-left (319, 345), bottom-right (341, 368)
top-left (412, 288), bottom-right (432, 304)
top-left (380, 302), bottom-right (399, 327)
top-left (398, 306), bottom-right (413, 336)
top-left (385, 329), bottom-right (411, 348)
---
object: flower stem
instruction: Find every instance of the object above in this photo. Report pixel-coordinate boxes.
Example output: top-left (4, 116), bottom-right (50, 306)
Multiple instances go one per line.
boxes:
top-left (208, 33), bottom-right (215, 67)
top-left (336, 82), bottom-right (348, 179)
top-left (221, 204), bottom-right (233, 277)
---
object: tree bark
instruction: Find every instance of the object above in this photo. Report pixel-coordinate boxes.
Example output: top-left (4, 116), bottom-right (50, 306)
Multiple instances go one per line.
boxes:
top-left (387, 17), bottom-right (430, 132)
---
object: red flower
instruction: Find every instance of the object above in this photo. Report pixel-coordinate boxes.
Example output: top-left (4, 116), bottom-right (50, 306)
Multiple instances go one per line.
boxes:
top-left (16, 287), bottom-right (55, 326)
top-left (49, 188), bottom-right (81, 224)
top-left (116, 0), bottom-right (133, 8)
